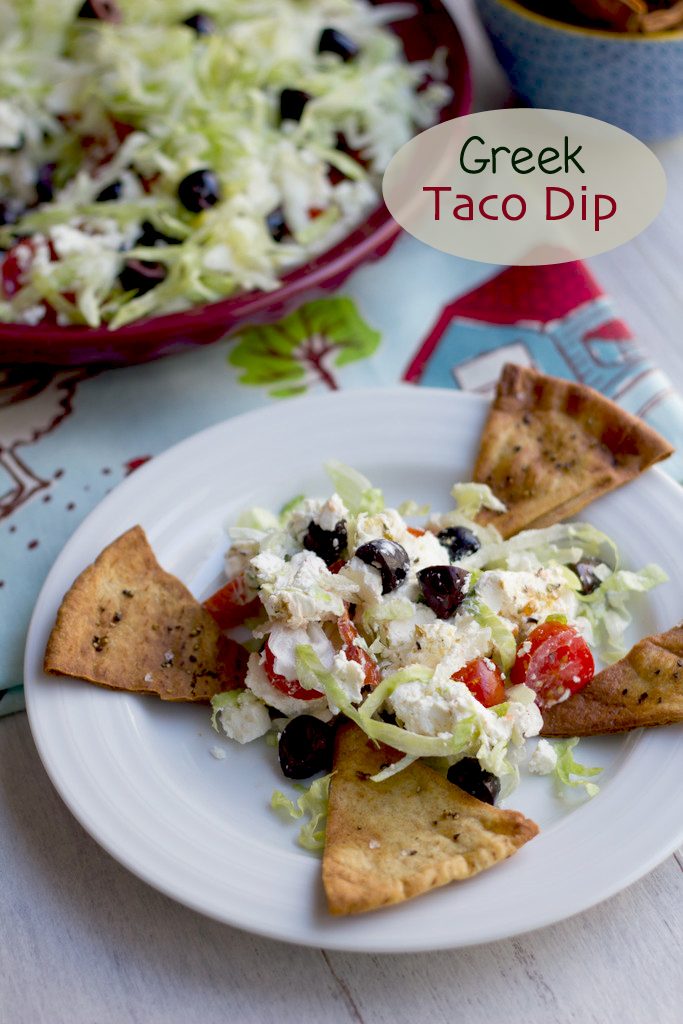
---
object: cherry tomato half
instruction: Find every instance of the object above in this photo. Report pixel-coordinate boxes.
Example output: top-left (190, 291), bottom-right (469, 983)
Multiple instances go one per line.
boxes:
top-left (452, 658), bottom-right (506, 708)
top-left (263, 641), bottom-right (323, 701)
top-left (509, 621), bottom-right (594, 706)
top-left (202, 574), bottom-right (261, 630)
top-left (337, 609), bottom-right (381, 690)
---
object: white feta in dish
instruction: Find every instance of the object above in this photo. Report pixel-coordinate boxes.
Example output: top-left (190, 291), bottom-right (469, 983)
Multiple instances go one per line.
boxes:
top-left (0, 0), bottom-right (450, 329)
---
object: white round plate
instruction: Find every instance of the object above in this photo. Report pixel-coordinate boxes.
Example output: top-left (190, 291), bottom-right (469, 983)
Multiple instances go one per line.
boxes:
top-left (25, 387), bottom-right (683, 952)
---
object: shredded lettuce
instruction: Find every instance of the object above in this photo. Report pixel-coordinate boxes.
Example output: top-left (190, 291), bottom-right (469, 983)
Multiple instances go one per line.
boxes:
top-left (325, 460), bottom-right (384, 515)
top-left (279, 494), bottom-right (306, 525)
top-left (467, 598), bottom-right (517, 672)
top-left (0, 0), bottom-right (449, 327)
top-left (451, 482), bottom-right (507, 519)
top-left (210, 689), bottom-right (243, 730)
top-left (370, 753), bottom-right (417, 782)
top-left (236, 507), bottom-right (280, 531)
top-left (467, 522), bottom-right (618, 572)
top-left (552, 738), bottom-right (602, 797)
top-left (577, 564), bottom-right (668, 660)
top-left (271, 773), bottom-right (332, 852)
top-left (397, 499), bottom-right (430, 517)
top-left (296, 644), bottom-right (479, 759)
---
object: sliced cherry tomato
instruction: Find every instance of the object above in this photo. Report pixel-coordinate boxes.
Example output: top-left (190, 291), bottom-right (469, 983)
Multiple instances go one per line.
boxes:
top-left (263, 641), bottom-right (323, 701)
top-left (509, 620), bottom-right (594, 706)
top-left (452, 658), bottom-right (506, 708)
top-left (407, 526), bottom-right (425, 538)
top-left (202, 575), bottom-right (261, 630)
top-left (337, 608), bottom-right (381, 690)
top-left (216, 635), bottom-right (250, 691)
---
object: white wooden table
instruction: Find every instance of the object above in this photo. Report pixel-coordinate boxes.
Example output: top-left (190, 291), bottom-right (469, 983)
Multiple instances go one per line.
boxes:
top-left (2, 4), bottom-right (681, 1021)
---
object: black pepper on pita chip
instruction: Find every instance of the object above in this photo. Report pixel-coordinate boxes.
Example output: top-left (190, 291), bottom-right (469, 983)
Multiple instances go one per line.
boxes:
top-left (44, 526), bottom-right (247, 701)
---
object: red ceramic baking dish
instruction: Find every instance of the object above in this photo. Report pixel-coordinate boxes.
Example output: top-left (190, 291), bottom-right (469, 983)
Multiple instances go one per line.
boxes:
top-left (0, 0), bottom-right (471, 366)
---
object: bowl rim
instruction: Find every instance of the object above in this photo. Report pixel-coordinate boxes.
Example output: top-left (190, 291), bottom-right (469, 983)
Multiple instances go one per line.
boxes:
top-left (481, 0), bottom-right (683, 42)
top-left (0, 0), bottom-right (472, 351)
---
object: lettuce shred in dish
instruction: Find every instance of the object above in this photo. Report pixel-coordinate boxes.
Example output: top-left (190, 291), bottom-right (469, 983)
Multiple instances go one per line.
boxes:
top-left (209, 464), bottom-right (667, 845)
top-left (0, 0), bottom-right (450, 329)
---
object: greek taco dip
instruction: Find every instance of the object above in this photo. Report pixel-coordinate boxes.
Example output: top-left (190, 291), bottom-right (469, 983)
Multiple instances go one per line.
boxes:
top-left (43, 366), bottom-right (681, 916)
top-left (0, 0), bottom-right (449, 329)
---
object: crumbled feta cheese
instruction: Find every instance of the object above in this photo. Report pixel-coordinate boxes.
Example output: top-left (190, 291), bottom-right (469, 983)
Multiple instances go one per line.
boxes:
top-left (476, 566), bottom-right (579, 633)
top-left (17, 304), bottom-right (46, 326)
top-left (528, 738), bottom-right (558, 775)
top-left (368, 839), bottom-right (380, 850)
top-left (337, 556), bottom-right (384, 604)
top-left (267, 622), bottom-right (334, 681)
top-left (286, 493), bottom-right (348, 540)
top-left (244, 652), bottom-right (331, 719)
top-left (327, 652), bottom-right (365, 713)
top-left (215, 688), bottom-right (271, 744)
top-left (144, 672), bottom-right (153, 683)
top-left (380, 611), bottom-right (493, 680)
top-left (387, 678), bottom-right (509, 743)
top-left (0, 100), bottom-right (24, 150)
top-left (210, 746), bottom-right (227, 760)
top-left (252, 549), bottom-right (355, 627)
top-left (504, 700), bottom-right (543, 746)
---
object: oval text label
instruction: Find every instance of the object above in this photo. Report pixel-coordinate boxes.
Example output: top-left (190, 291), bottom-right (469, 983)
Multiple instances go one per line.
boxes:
top-left (382, 109), bottom-right (666, 265)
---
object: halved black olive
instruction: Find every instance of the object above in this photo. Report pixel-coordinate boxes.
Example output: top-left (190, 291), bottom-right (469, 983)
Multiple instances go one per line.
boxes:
top-left (119, 259), bottom-right (166, 295)
top-left (278, 715), bottom-right (335, 779)
top-left (279, 89), bottom-right (310, 122)
top-left (96, 180), bottom-right (122, 202)
top-left (266, 206), bottom-right (288, 242)
top-left (437, 526), bottom-right (481, 561)
top-left (568, 558), bottom-right (603, 595)
top-left (417, 565), bottom-right (469, 619)
top-left (318, 27), bottom-right (359, 61)
top-left (137, 220), bottom-right (182, 248)
top-left (183, 13), bottom-right (215, 35)
top-left (0, 199), bottom-right (25, 226)
top-left (355, 539), bottom-right (409, 594)
top-left (303, 519), bottom-right (347, 566)
top-left (177, 168), bottom-right (221, 212)
top-left (447, 757), bottom-right (500, 805)
top-left (35, 164), bottom-right (55, 204)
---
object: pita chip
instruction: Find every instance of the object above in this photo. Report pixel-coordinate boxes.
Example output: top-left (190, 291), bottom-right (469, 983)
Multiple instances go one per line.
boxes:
top-left (44, 525), bottom-right (247, 701)
top-left (322, 724), bottom-right (538, 915)
top-left (473, 364), bottom-right (673, 539)
top-left (541, 623), bottom-right (683, 736)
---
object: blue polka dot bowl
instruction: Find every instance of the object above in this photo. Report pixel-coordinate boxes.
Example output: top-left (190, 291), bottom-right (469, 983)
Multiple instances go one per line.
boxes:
top-left (475, 0), bottom-right (683, 141)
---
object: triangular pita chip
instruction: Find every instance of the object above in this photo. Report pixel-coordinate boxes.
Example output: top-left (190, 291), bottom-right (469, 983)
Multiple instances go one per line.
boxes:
top-left (542, 623), bottom-right (683, 736)
top-left (322, 724), bottom-right (538, 915)
top-left (44, 525), bottom-right (247, 701)
top-left (473, 364), bottom-right (673, 539)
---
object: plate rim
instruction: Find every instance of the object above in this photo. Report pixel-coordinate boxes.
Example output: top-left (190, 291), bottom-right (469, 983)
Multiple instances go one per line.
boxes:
top-left (24, 385), bottom-right (683, 951)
